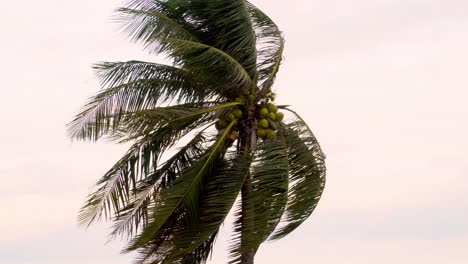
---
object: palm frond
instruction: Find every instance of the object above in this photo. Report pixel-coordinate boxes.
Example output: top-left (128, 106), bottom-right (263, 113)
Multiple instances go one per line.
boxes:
top-left (162, 151), bottom-right (253, 262)
top-left (181, 0), bottom-right (258, 78)
top-left (77, 139), bottom-right (153, 227)
top-left (77, 116), bottom-right (216, 227)
top-left (229, 136), bottom-right (289, 263)
top-left (133, 228), bottom-right (219, 264)
top-left (103, 101), bottom-right (240, 142)
top-left (125, 120), bottom-right (238, 252)
top-left (179, 231), bottom-right (219, 264)
top-left (68, 61), bottom-right (215, 141)
top-left (116, 4), bottom-right (199, 54)
top-left (246, 1), bottom-right (284, 93)
top-left (119, 0), bottom-right (258, 80)
top-left (163, 38), bottom-right (254, 96)
top-left (109, 130), bottom-right (208, 238)
top-left (269, 109), bottom-right (326, 240)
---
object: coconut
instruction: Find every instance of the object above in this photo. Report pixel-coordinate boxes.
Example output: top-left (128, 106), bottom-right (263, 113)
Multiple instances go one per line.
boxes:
top-left (232, 109), bottom-right (243, 118)
top-left (248, 95), bottom-right (255, 102)
top-left (217, 120), bottom-right (228, 129)
top-left (276, 112), bottom-right (284, 121)
top-left (258, 119), bottom-right (269, 128)
top-left (268, 112), bottom-right (276, 121)
top-left (243, 89), bottom-right (251, 96)
top-left (235, 96), bottom-right (245, 104)
top-left (266, 103), bottom-right (278, 113)
top-left (226, 113), bottom-right (236, 121)
top-left (266, 129), bottom-right (276, 139)
top-left (259, 108), bottom-right (269, 117)
top-left (256, 128), bottom-right (267, 138)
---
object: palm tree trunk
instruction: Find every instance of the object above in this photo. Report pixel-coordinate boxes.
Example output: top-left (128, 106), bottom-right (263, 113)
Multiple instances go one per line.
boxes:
top-left (240, 118), bottom-right (257, 264)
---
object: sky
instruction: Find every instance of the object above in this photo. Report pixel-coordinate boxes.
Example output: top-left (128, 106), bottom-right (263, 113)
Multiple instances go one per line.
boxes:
top-left (1, 0), bottom-right (467, 263)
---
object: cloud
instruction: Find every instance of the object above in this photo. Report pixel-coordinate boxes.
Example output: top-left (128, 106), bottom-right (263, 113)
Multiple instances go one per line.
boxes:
top-left (0, 226), bottom-right (134, 264)
top-left (1, 0), bottom-right (468, 263)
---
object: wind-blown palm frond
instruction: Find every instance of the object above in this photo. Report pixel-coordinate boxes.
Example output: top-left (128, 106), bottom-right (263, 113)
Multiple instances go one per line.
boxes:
top-left (126, 120), bottom-right (237, 253)
top-left (119, 0), bottom-right (258, 79)
top-left (117, 6), bottom-right (199, 53)
top-left (77, 115), bottom-right (219, 227)
top-left (68, 61), bottom-right (216, 141)
top-left (269, 109), bottom-right (326, 240)
top-left (165, 0), bottom-right (258, 78)
top-left (110, 130), bottom-right (208, 238)
top-left (161, 151), bottom-right (253, 263)
top-left (163, 38), bottom-right (254, 96)
top-left (246, 1), bottom-right (284, 93)
top-left (229, 136), bottom-right (289, 264)
top-left (109, 101), bottom-right (240, 141)
top-left (179, 231), bottom-right (219, 264)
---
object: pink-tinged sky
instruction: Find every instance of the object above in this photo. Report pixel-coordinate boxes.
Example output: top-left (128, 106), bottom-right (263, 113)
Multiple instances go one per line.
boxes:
top-left (1, 0), bottom-right (467, 263)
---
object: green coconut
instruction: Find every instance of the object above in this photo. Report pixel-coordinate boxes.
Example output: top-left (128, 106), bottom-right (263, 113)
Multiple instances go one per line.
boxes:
top-left (243, 89), bottom-right (251, 96)
top-left (235, 96), bottom-right (245, 104)
top-left (266, 129), bottom-right (276, 139)
top-left (232, 109), bottom-right (243, 118)
top-left (248, 94), bottom-right (255, 102)
top-left (226, 113), bottom-right (236, 121)
top-left (258, 119), bottom-right (269, 128)
top-left (259, 108), bottom-right (269, 117)
top-left (256, 128), bottom-right (267, 138)
top-left (276, 112), bottom-right (284, 121)
top-left (217, 120), bottom-right (228, 129)
top-left (268, 112), bottom-right (276, 121)
top-left (267, 103), bottom-right (278, 113)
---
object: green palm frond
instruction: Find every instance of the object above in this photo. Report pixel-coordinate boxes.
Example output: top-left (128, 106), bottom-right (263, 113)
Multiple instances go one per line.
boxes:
top-left (119, 0), bottom-right (258, 80)
top-left (269, 109), bottom-right (326, 240)
top-left (77, 139), bottom-right (153, 227)
top-left (134, 229), bottom-right (219, 264)
top-left (246, 1), bottom-right (284, 93)
top-left (106, 102), bottom-right (240, 142)
top-left (179, 231), bottom-right (219, 264)
top-left (229, 136), bottom-right (289, 264)
top-left (77, 116), bottom-right (217, 227)
top-left (110, 130), bottom-right (208, 238)
top-left (161, 151), bottom-right (253, 262)
top-left (163, 38), bottom-right (254, 96)
top-left (117, 6), bottom-right (199, 53)
top-left (68, 61), bottom-right (215, 141)
top-left (125, 120), bottom-right (237, 252)
top-left (186, 0), bottom-right (258, 78)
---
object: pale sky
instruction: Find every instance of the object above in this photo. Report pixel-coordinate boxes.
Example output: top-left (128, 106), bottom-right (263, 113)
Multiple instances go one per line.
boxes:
top-left (1, 0), bottom-right (467, 263)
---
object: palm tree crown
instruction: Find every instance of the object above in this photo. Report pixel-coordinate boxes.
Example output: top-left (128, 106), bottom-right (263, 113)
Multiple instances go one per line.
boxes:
top-left (68, 0), bottom-right (326, 263)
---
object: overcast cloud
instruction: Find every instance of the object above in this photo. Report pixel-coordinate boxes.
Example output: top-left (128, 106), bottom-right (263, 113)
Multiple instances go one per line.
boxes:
top-left (1, 0), bottom-right (467, 263)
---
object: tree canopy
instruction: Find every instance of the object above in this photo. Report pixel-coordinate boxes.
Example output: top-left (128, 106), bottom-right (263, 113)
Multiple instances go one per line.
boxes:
top-left (69, 1), bottom-right (326, 263)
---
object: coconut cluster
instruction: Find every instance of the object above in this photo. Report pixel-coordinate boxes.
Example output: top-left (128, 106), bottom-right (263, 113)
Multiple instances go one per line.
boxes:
top-left (214, 89), bottom-right (284, 143)
top-left (256, 102), bottom-right (284, 140)
top-left (215, 91), bottom-right (254, 141)
top-left (215, 106), bottom-right (243, 141)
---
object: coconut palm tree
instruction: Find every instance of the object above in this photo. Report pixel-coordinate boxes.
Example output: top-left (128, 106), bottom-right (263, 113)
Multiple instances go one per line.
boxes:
top-left (68, 0), bottom-right (326, 263)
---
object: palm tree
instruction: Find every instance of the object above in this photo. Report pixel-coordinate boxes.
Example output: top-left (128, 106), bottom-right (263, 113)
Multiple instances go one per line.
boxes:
top-left (68, 0), bottom-right (326, 263)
